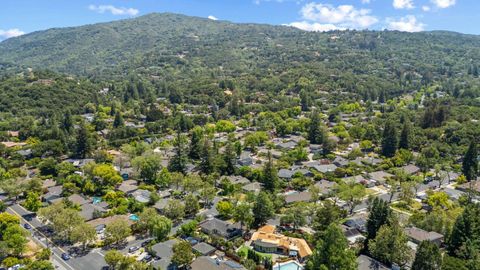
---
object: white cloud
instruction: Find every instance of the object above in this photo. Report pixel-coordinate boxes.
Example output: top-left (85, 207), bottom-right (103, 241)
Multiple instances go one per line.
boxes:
top-left (361, 0), bottom-right (371, 3)
top-left (208, 15), bottom-right (218, 21)
top-left (387, 15), bottom-right (425, 32)
top-left (431, 0), bottom-right (456, 8)
top-left (393, 0), bottom-right (415, 9)
top-left (422, 5), bottom-right (431, 11)
top-left (286, 21), bottom-right (344, 31)
top-left (88, 5), bottom-right (139, 16)
top-left (0, 28), bottom-right (25, 39)
top-left (300, 3), bottom-right (378, 28)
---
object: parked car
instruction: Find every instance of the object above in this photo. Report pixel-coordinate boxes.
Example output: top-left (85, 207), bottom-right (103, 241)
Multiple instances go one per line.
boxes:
top-left (61, 253), bottom-right (71, 260)
top-left (141, 240), bottom-right (152, 247)
top-left (142, 254), bottom-right (153, 262)
top-left (128, 246), bottom-right (139, 253)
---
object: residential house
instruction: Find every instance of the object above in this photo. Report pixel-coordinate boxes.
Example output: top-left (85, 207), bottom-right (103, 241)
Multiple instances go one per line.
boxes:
top-left (191, 256), bottom-right (246, 270)
top-left (192, 242), bottom-right (217, 256)
top-left (367, 171), bottom-right (394, 185)
top-left (284, 191), bottom-right (312, 204)
top-left (237, 152), bottom-right (253, 166)
top-left (250, 225), bottom-right (312, 261)
top-left (131, 189), bottom-right (151, 203)
top-left (242, 182), bottom-right (262, 194)
top-left (199, 218), bottom-right (242, 240)
top-left (151, 239), bottom-right (178, 270)
top-left (224, 175), bottom-right (250, 186)
top-left (117, 180), bottom-right (139, 194)
top-left (404, 227), bottom-right (444, 246)
top-left (43, 186), bottom-right (63, 204)
top-left (314, 180), bottom-right (337, 197)
top-left (401, 164), bottom-right (421, 175)
top-left (357, 255), bottom-right (390, 270)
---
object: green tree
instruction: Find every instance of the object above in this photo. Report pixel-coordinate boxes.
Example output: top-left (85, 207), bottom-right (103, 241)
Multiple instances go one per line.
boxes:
top-left (412, 240), bottom-right (442, 270)
top-left (447, 203), bottom-right (480, 258)
top-left (312, 200), bottom-right (346, 232)
top-left (216, 200), bottom-right (234, 219)
top-left (172, 241), bottom-right (194, 268)
top-left (369, 218), bottom-right (412, 267)
top-left (164, 199), bottom-right (185, 222)
top-left (253, 192), bottom-right (274, 226)
top-left (132, 154), bottom-right (162, 183)
top-left (306, 224), bottom-right (357, 270)
top-left (366, 197), bottom-right (391, 242)
top-left (189, 126), bottom-right (203, 159)
top-left (23, 191), bottom-right (42, 212)
top-left (199, 138), bottom-right (215, 174)
top-left (75, 122), bottom-right (92, 158)
top-left (104, 250), bottom-right (124, 269)
top-left (222, 141), bottom-right (237, 175)
top-left (308, 110), bottom-right (326, 144)
top-left (168, 133), bottom-right (188, 174)
top-left (233, 203), bottom-right (253, 231)
top-left (113, 111), bottom-right (124, 128)
top-left (337, 180), bottom-right (366, 214)
top-left (149, 215), bottom-right (172, 241)
top-left (184, 193), bottom-right (200, 216)
top-left (24, 260), bottom-right (54, 270)
top-left (262, 151), bottom-right (278, 192)
top-left (399, 120), bottom-right (411, 150)
top-left (104, 219), bottom-right (131, 246)
top-left (462, 141), bottom-right (478, 181)
top-left (281, 203), bottom-right (307, 230)
top-left (70, 222), bottom-right (96, 250)
top-left (381, 120), bottom-right (397, 158)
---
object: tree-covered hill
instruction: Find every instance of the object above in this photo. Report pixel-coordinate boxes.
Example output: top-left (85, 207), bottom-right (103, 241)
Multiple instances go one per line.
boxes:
top-left (1, 13), bottom-right (480, 116)
top-left (0, 13), bottom-right (479, 84)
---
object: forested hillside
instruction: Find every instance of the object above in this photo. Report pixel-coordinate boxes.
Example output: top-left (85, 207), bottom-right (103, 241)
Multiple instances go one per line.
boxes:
top-left (1, 13), bottom-right (480, 104)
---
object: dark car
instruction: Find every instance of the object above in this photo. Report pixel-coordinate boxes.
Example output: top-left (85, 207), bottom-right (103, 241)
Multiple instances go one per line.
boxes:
top-left (23, 223), bottom-right (32, 230)
top-left (61, 253), bottom-right (71, 261)
top-left (142, 254), bottom-right (153, 262)
top-left (141, 240), bottom-right (152, 247)
top-left (128, 246), bottom-right (139, 253)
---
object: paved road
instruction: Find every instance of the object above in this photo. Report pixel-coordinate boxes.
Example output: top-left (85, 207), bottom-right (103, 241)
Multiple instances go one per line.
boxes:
top-left (6, 203), bottom-right (77, 270)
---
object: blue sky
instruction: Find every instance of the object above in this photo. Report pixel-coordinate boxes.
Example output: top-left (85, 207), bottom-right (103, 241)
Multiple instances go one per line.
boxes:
top-left (0, 0), bottom-right (476, 40)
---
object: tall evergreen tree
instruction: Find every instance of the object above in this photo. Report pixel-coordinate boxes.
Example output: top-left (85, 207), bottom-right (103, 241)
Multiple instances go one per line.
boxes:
top-left (222, 141), bottom-right (237, 175)
top-left (381, 120), bottom-right (398, 158)
top-left (306, 224), bottom-right (357, 270)
top-left (412, 241), bottom-right (442, 270)
top-left (75, 122), bottom-right (91, 158)
top-left (188, 127), bottom-right (203, 159)
top-left (366, 197), bottom-right (392, 242)
top-left (253, 192), bottom-right (274, 226)
top-left (62, 110), bottom-right (73, 133)
top-left (462, 141), bottom-right (478, 181)
top-left (199, 138), bottom-right (215, 175)
top-left (113, 111), bottom-right (124, 128)
top-left (308, 110), bottom-right (326, 144)
top-left (168, 133), bottom-right (188, 174)
top-left (399, 120), bottom-right (411, 150)
top-left (447, 203), bottom-right (480, 257)
top-left (262, 151), bottom-right (278, 192)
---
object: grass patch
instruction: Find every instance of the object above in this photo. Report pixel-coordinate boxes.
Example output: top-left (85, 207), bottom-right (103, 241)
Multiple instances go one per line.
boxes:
top-left (238, 245), bottom-right (273, 260)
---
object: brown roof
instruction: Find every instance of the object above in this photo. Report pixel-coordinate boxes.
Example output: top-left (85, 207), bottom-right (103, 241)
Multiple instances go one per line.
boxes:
top-left (404, 227), bottom-right (443, 243)
top-left (1, 142), bottom-right (27, 148)
top-left (251, 225), bottom-right (312, 258)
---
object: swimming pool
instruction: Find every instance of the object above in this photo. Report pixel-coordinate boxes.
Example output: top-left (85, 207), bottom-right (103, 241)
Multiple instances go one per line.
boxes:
top-left (129, 214), bottom-right (139, 221)
top-left (273, 261), bottom-right (303, 270)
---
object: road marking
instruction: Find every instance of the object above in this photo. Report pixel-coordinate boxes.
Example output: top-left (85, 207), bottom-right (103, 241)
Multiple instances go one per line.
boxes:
top-left (7, 205), bottom-right (76, 270)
